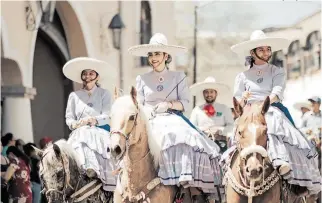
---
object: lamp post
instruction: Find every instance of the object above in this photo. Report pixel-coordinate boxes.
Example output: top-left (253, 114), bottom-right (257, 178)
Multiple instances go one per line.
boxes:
top-left (108, 13), bottom-right (124, 49)
top-left (192, 1), bottom-right (215, 108)
top-left (108, 9), bottom-right (125, 89)
top-left (193, 6), bottom-right (198, 107)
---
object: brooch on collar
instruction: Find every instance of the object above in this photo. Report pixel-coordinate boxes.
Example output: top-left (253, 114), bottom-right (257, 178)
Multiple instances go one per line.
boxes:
top-left (203, 104), bottom-right (216, 117)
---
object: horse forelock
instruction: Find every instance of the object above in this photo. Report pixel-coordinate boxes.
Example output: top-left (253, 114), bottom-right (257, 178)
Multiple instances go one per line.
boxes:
top-left (41, 139), bottom-right (80, 176)
top-left (111, 96), bottom-right (161, 169)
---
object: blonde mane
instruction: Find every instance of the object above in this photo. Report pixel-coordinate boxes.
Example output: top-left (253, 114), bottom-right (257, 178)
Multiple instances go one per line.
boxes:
top-left (111, 95), bottom-right (161, 169)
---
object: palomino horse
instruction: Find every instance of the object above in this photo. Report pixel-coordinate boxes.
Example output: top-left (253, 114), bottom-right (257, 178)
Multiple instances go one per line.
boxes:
top-left (109, 87), bottom-right (177, 203)
top-left (34, 140), bottom-right (112, 203)
top-left (224, 97), bottom-right (304, 203)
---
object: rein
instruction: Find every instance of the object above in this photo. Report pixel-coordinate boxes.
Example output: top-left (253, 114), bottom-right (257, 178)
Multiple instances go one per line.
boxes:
top-left (111, 108), bottom-right (162, 202)
top-left (40, 148), bottom-right (100, 202)
top-left (224, 143), bottom-right (281, 203)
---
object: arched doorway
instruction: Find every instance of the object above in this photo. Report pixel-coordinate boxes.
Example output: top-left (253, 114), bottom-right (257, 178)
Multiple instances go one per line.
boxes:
top-left (31, 12), bottom-right (73, 144)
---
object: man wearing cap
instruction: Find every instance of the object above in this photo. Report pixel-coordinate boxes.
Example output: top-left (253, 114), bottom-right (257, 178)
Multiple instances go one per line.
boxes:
top-left (300, 96), bottom-right (322, 143)
top-left (190, 77), bottom-right (234, 153)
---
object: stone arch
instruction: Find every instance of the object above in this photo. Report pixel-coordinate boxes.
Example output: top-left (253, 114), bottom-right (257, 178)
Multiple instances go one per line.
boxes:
top-left (55, 1), bottom-right (94, 58)
top-left (1, 17), bottom-right (23, 87)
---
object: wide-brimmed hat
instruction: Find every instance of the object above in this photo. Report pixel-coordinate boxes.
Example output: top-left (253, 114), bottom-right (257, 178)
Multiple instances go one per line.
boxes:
top-left (63, 57), bottom-right (114, 84)
top-left (231, 30), bottom-right (290, 57)
top-left (190, 77), bottom-right (231, 103)
top-left (293, 101), bottom-right (311, 111)
top-left (128, 33), bottom-right (187, 57)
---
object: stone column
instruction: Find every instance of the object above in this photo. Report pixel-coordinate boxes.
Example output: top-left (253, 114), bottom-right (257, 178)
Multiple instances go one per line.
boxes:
top-left (1, 85), bottom-right (36, 143)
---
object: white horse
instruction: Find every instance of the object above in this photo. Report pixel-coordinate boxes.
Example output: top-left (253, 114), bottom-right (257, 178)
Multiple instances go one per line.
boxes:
top-left (34, 140), bottom-right (113, 203)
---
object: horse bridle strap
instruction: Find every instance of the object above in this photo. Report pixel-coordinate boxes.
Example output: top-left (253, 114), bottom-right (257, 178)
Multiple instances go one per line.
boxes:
top-left (128, 178), bottom-right (161, 202)
top-left (224, 149), bottom-right (280, 202)
top-left (70, 179), bottom-right (102, 202)
top-left (110, 112), bottom-right (139, 139)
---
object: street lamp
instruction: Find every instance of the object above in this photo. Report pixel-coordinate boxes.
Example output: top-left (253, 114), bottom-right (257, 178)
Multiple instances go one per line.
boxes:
top-left (108, 13), bottom-right (125, 50)
top-left (108, 11), bottom-right (125, 89)
top-left (193, 1), bottom-right (216, 107)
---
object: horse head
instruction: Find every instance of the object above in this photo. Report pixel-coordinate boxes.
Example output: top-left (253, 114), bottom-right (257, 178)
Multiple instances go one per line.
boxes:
top-left (233, 96), bottom-right (270, 184)
top-left (109, 86), bottom-right (160, 169)
top-left (36, 140), bottom-right (80, 203)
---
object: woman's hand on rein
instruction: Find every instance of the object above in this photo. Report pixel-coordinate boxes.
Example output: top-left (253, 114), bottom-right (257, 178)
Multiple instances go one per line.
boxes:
top-left (242, 91), bottom-right (251, 100)
top-left (154, 102), bottom-right (171, 113)
top-left (87, 118), bottom-right (98, 126)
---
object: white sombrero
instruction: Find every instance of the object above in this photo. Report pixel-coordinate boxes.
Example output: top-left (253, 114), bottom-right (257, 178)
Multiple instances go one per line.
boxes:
top-left (62, 57), bottom-right (114, 84)
top-left (190, 77), bottom-right (231, 102)
top-left (293, 101), bottom-right (311, 111)
top-left (128, 33), bottom-right (187, 57)
top-left (231, 30), bottom-right (290, 57)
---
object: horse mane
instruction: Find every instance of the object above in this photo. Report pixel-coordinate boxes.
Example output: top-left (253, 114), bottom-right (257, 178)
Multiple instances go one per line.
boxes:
top-left (240, 102), bottom-right (266, 125)
top-left (42, 139), bottom-right (81, 169)
top-left (111, 96), bottom-right (161, 169)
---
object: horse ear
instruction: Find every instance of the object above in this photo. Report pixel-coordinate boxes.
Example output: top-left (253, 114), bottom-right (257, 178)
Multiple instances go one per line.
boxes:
top-left (233, 97), bottom-right (243, 116)
top-left (114, 86), bottom-right (119, 100)
top-left (53, 144), bottom-right (61, 158)
top-left (32, 145), bottom-right (44, 157)
top-left (130, 86), bottom-right (138, 108)
top-left (261, 96), bottom-right (270, 114)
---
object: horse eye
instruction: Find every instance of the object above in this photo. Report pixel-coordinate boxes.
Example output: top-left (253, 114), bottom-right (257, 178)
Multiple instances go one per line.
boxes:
top-left (129, 115), bottom-right (135, 121)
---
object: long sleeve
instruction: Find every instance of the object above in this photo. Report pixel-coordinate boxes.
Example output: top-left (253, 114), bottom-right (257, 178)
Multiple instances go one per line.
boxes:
top-left (233, 73), bottom-right (245, 102)
top-left (94, 90), bottom-right (111, 126)
top-left (65, 92), bottom-right (77, 130)
top-left (136, 75), bottom-right (145, 105)
top-left (177, 72), bottom-right (190, 111)
top-left (190, 107), bottom-right (199, 126)
top-left (271, 66), bottom-right (286, 100)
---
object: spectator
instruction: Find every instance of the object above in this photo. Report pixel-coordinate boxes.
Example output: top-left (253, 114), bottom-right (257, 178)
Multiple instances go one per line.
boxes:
top-left (1, 133), bottom-right (16, 156)
top-left (23, 143), bottom-right (41, 203)
top-left (4, 146), bottom-right (32, 203)
top-left (1, 141), bottom-right (9, 203)
top-left (15, 139), bottom-right (25, 153)
top-left (38, 137), bottom-right (53, 150)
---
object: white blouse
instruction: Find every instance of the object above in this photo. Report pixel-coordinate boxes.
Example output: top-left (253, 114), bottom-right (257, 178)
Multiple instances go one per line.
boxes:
top-left (234, 63), bottom-right (286, 103)
top-left (65, 86), bottom-right (111, 129)
top-left (136, 69), bottom-right (190, 111)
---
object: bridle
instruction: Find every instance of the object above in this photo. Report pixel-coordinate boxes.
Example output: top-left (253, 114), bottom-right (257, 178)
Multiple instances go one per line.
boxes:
top-left (40, 150), bottom-right (82, 203)
top-left (110, 110), bottom-right (139, 161)
top-left (224, 122), bottom-right (280, 203)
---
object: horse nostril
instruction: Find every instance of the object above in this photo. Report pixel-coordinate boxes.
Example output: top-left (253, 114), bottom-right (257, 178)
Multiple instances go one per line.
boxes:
top-left (258, 166), bottom-right (263, 174)
top-left (107, 147), bottom-right (110, 153)
top-left (115, 146), bottom-right (122, 155)
top-left (246, 167), bottom-right (250, 173)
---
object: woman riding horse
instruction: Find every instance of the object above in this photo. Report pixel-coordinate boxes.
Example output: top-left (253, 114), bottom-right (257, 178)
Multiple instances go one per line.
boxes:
top-left (125, 33), bottom-right (223, 201)
top-left (230, 30), bottom-right (321, 196)
top-left (63, 57), bottom-right (117, 191)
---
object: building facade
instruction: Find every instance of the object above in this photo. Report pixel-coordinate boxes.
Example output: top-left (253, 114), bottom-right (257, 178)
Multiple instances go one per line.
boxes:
top-left (1, 0), bottom-right (176, 143)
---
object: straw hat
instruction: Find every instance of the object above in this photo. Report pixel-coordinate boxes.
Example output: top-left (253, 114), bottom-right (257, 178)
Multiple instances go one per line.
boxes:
top-left (190, 77), bottom-right (231, 103)
top-left (231, 30), bottom-right (290, 57)
top-left (62, 57), bottom-right (114, 84)
top-left (293, 101), bottom-right (311, 111)
top-left (128, 33), bottom-right (187, 57)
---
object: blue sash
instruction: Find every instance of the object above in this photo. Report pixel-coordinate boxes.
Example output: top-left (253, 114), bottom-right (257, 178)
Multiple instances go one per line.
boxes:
top-left (271, 102), bottom-right (295, 126)
top-left (168, 110), bottom-right (204, 135)
top-left (97, 124), bottom-right (110, 132)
